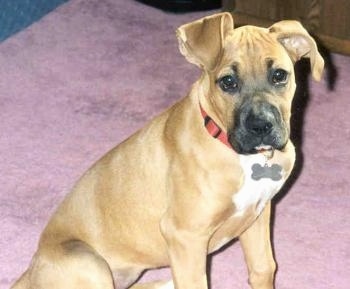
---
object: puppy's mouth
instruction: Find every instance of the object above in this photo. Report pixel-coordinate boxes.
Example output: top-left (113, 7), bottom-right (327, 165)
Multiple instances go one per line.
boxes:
top-left (228, 132), bottom-right (287, 155)
top-left (254, 145), bottom-right (274, 153)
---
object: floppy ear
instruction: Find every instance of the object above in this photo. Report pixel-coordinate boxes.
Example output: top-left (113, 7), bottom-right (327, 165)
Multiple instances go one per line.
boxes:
top-left (176, 12), bottom-right (234, 71)
top-left (269, 20), bottom-right (324, 81)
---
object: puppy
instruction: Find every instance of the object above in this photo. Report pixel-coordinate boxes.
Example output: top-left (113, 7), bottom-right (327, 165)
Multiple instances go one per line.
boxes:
top-left (12, 12), bottom-right (323, 289)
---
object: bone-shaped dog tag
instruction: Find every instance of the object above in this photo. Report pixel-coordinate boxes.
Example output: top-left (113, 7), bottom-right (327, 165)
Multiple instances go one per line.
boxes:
top-left (251, 163), bottom-right (283, 181)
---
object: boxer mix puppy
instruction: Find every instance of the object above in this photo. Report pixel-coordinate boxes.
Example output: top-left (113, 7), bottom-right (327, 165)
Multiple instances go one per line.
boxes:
top-left (12, 12), bottom-right (323, 289)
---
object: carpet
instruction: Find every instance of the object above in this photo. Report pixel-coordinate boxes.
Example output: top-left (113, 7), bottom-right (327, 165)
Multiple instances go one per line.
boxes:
top-left (0, 0), bottom-right (349, 288)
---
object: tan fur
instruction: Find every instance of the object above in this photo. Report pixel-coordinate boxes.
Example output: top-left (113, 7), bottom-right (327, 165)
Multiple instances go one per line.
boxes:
top-left (11, 13), bottom-right (323, 289)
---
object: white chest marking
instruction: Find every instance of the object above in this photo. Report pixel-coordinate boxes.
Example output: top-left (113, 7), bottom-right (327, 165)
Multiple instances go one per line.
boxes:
top-left (158, 280), bottom-right (174, 289)
top-left (233, 154), bottom-right (286, 217)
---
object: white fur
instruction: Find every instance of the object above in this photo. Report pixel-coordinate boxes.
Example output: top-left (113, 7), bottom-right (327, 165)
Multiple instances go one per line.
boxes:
top-left (158, 280), bottom-right (174, 289)
top-left (233, 153), bottom-right (286, 217)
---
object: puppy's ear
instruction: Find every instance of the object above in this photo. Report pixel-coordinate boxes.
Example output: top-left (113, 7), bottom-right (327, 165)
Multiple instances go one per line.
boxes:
top-left (176, 12), bottom-right (234, 71)
top-left (269, 20), bottom-right (324, 81)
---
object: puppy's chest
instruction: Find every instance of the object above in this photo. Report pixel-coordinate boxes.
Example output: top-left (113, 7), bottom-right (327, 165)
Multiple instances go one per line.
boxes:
top-left (232, 154), bottom-right (287, 217)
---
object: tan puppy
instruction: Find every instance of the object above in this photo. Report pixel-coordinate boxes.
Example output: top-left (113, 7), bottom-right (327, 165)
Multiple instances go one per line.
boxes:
top-left (12, 13), bottom-right (323, 289)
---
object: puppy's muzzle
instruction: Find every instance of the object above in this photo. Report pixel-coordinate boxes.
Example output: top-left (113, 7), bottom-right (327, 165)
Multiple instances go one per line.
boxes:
top-left (229, 101), bottom-right (288, 154)
top-left (245, 113), bottom-right (274, 137)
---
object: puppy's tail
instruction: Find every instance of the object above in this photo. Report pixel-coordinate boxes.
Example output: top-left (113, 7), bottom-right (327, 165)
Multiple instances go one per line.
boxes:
top-left (10, 270), bottom-right (30, 289)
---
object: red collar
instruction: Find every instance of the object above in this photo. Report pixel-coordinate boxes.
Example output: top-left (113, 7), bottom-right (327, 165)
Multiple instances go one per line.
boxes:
top-left (200, 105), bottom-right (233, 150)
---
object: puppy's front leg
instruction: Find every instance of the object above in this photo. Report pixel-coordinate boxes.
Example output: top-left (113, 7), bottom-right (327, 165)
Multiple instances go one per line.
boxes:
top-left (160, 211), bottom-right (210, 289)
top-left (239, 202), bottom-right (276, 289)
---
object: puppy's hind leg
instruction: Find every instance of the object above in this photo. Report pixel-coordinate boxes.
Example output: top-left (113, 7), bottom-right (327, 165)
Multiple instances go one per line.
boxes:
top-left (11, 270), bottom-right (30, 289)
top-left (61, 240), bottom-right (115, 289)
top-left (15, 240), bottom-right (115, 289)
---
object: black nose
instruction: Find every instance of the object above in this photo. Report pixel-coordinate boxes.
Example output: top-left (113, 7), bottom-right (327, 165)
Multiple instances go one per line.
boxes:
top-left (245, 114), bottom-right (273, 136)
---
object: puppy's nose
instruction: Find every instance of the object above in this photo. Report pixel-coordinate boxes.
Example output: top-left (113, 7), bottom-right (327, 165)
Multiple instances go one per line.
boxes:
top-left (245, 114), bottom-right (273, 136)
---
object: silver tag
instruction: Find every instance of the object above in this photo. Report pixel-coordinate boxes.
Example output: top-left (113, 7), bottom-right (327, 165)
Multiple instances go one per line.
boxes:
top-left (251, 163), bottom-right (283, 181)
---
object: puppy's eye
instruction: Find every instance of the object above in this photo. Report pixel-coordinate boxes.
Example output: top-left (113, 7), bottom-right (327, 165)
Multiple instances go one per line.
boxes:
top-left (270, 69), bottom-right (288, 85)
top-left (218, 75), bottom-right (239, 93)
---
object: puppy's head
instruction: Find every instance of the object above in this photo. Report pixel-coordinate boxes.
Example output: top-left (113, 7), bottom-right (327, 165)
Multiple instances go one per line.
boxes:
top-left (177, 13), bottom-right (324, 154)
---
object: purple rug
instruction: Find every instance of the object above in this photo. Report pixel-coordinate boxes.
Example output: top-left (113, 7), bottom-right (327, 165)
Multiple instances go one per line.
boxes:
top-left (1, 0), bottom-right (349, 288)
